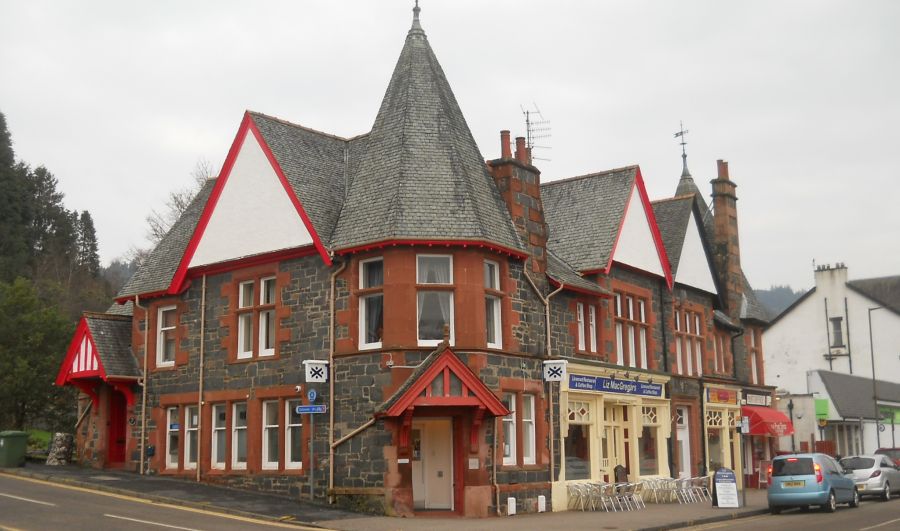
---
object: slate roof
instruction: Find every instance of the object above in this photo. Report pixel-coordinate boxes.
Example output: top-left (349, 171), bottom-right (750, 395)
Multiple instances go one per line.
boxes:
top-left (546, 250), bottom-right (612, 296)
top-left (249, 112), bottom-right (369, 248)
top-left (105, 300), bottom-right (133, 317)
top-left (84, 313), bottom-right (139, 378)
top-left (330, 10), bottom-right (522, 254)
top-left (376, 345), bottom-right (445, 416)
top-left (818, 370), bottom-right (900, 421)
top-left (848, 275), bottom-right (900, 315)
top-left (651, 195), bottom-right (695, 276)
top-left (741, 272), bottom-right (771, 323)
top-left (117, 178), bottom-right (217, 299)
top-left (541, 166), bottom-right (638, 272)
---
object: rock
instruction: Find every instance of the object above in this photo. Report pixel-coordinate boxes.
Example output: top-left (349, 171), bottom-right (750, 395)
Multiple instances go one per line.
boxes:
top-left (46, 432), bottom-right (74, 465)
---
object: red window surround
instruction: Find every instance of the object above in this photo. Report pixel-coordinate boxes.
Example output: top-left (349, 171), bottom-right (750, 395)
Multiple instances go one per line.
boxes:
top-left (223, 265), bottom-right (290, 363)
top-left (673, 302), bottom-right (707, 377)
top-left (610, 281), bottom-right (655, 369)
top-left (147, 299), bottom-right (187, 370)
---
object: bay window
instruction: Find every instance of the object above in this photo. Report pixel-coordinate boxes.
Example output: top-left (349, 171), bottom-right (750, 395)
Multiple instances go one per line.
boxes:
top-left (359, 258), bottom-right (384, 349)
top-left (484, 260), bottom-right (502, 349)
top-left (416, 255), bottom-right (454, 346)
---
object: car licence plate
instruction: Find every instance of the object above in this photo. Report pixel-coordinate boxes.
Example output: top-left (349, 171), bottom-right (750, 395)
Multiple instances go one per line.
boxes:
top-left (783, 481), bottom-right (805, 488)
top-left (856, 483), bottom-right (866, 489)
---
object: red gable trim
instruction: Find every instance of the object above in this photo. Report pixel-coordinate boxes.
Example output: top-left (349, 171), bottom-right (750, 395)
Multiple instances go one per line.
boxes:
top-left (336, 239), bottom-right (528, 260)
top-left (166, 112), bottom-right (332, 295)
top-left (55, 318), bottom-right (107, 386)
top-left (604, 167), bottom-right (673, 289)
top-left (187, 245), bottom-right (320, 279)
top-left (548, 277), bottom-right (613, 298)
top-left (382, 346), bottom-right (509, 418)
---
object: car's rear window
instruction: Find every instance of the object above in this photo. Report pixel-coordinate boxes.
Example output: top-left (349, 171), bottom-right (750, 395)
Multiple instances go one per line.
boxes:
top-left (840, 457), bottom-right (875, 470)
top-left (876, 449), bottom-right (900, 460)
top-left (773, 457), bottom-right (814, 476)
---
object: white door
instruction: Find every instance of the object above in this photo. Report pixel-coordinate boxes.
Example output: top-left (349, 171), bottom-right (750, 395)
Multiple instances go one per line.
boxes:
top-left (411, 418), bottom-right (453, 510)
top-left (676, 407), bottom-right (691, 479)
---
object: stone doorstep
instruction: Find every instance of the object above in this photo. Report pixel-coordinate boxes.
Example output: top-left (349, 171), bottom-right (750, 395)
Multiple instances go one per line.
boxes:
top-left (0, 468), bottom-right (331, 529)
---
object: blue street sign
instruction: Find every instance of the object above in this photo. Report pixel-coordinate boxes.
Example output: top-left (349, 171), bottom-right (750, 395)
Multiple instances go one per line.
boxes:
top-left (308, 389), bottom-right (317, 403)
top-left (295, 405), bottom-right (327, 414)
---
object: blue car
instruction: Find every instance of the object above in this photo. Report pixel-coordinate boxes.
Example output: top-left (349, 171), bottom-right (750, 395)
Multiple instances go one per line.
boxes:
top-left (767, 453), bottom-right (860, 514)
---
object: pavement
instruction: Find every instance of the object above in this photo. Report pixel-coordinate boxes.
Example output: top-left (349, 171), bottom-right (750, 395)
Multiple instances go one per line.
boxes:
top-left (0, 462), bottom-right (771, 530)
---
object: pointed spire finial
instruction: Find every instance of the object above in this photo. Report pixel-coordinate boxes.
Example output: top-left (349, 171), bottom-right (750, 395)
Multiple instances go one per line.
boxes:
top-left (674, 121), bottom-right (691, 179)
top-left (409, 0), bottom-right (425, 36)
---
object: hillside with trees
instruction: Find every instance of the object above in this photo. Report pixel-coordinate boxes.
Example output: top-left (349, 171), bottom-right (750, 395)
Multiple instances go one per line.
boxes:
top-left (0, 111), bottom-right (120, 431)
top-left (754, 285), bottom-right (806, 318)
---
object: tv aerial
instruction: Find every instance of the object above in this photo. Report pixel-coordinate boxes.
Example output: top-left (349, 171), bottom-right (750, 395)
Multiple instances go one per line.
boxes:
top-left (521, 103), bottom-right (551, 162)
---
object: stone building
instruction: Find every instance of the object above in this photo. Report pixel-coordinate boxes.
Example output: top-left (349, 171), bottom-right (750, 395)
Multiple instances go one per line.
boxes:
top-left (55, 5), bottom-right (782, 516)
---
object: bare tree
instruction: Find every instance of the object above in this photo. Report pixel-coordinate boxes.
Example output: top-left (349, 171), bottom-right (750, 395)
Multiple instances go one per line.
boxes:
top-left (145, 158), bottom-right (214, 245)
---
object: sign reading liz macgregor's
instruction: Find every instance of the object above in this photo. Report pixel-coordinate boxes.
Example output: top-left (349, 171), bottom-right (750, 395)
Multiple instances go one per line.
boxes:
top-left (569, 374), bottom-right (663, 397)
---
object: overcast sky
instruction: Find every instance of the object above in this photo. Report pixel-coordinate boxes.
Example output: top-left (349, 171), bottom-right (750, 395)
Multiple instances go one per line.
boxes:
top-left (2, 1), bottom-right (898, 291)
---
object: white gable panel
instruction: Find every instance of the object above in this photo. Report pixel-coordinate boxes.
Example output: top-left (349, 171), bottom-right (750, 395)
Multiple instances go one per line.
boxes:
top-left (612, 188), bottom-right (664, 276)
top-left (189, 132), bottom-right (313, 268)
top-left (675, 214), bottom-right (717, 293)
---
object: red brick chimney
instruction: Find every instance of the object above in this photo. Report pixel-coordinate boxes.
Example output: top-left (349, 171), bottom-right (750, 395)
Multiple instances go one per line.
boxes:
top-left (710, 159), bottom-right (743, 319)
top-left (488, 131), bottom-right (548, 273)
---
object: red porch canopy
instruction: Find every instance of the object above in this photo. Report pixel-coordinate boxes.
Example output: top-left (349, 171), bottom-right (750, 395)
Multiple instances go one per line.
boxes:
top-left (742, 405), bottom-right (794, 437)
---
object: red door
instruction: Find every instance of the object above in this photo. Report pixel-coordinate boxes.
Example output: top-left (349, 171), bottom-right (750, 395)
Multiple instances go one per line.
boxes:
top-left (107, 390), bottom-right (127, 463)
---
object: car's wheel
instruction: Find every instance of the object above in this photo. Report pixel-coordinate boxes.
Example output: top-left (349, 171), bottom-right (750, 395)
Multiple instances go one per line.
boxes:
top-left (769, 506), bottom-right (782, 515)
top-left (850, 488), bottom-right (860, 508)
top-left (823, 491), bottom-right (837, 513)
top-left (882, 482), bottom-right (891, 501)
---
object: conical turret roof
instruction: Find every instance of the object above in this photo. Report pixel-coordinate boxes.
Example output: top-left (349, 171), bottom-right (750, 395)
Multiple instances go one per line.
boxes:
top-left (331, 5), bottom-right (523, 253)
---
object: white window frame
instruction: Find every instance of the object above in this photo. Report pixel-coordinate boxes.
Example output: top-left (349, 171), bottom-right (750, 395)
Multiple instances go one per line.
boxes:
top-left (258, 276), bottom-right (276, 357)
top-left (694, 314), bottom-right (703, 377)
top-left (237, 281), bottom-right (254, 360)
top-left (184, 405), bottom-right (199, 470)
top-left (285, 399), bottom-right (303, 470)
top-left (232, 402), bottom-right (247, 470)
top-left (211, 403), bottom-right (226, 470)
top-left (576, 302), bottom-right (585, 351)
top-left (484, 260), bottom-right (502, 349)
top-left (262, 400), bottom-right (280, 470)
top-left (359, 257), bottom-right (384, 350)
top-left (615, 295), bottom-right (624, 366)
top-left (157, 305), bottom-right (177, 367)
top-left (675, 311), bottom-right (684, 375)
top-left (502, 393), bottom-right (517, 465)
top-left (588, 305), bottom-right (597, 353)
top-left (166, 406), bottom-right (179, 470)
top-left (416, 254), bottom-right (454, 347)
top-left (522, 394), bottom-right (536, 465)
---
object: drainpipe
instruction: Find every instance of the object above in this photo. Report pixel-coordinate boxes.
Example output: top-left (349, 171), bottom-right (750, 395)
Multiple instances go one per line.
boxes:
top-left (522, 258), bottom-right (563, 485)
top-left (494, 417), bottom-right (500, 514)
top-left (659, 278), bottom-right (675, 478)
top-left (328, 258), bottom-right (347, 504)
top-left (135, 294), bottom-right (149, 475)
top-left (196, 274), bottom-right (207, 482)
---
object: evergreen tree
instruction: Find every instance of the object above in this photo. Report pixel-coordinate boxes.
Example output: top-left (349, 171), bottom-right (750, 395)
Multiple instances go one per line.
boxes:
top-left (0, 278), bottom-right (74, 430)
top-left (0, 112), bottom-right (33, 282)
top-left (77, 210), bottom-right (100, 276)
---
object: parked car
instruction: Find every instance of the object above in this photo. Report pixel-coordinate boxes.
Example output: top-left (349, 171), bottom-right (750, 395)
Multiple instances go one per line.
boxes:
top-left (876, 448), bottom-right (900, 467)
top-left (767, 453), bottom-right (860, 514)
top-left (841, 455), bottom-right (900, 500)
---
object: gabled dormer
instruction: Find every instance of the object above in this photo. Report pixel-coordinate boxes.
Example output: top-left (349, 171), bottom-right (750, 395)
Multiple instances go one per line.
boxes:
top-left (652, 195), bottom-right (719, 296)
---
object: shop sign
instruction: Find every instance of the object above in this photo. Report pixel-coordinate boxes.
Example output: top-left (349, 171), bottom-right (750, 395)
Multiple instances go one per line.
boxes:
top-left (713, 468), bottom-right (739, 508)
top-left (707, 388), bottom-right (738, 405)
top-left (569, 374), bottom-right (663, 397)
top-left (744, 393), bottom-right (768, 406)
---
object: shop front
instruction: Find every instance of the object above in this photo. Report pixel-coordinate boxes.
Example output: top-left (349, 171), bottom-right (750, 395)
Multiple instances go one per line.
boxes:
top-left (553, 365), bottom-right (670, 508)
top-left (740, 390), bottom-right (792, 488)
top-left (703, 384), bottom-right (743, 488)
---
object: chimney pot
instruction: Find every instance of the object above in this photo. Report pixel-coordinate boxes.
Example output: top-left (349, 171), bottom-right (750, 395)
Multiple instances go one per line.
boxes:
top-left (717, 159), bottom-right (729, 180)
top-left (500, 130), bottom-right (512, 159)
top-left (515, 137), bottom-right (527, 163)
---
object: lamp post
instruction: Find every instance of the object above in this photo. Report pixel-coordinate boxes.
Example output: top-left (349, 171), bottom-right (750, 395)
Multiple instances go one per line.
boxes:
top-left (868, 306), bottom-right (884, 451)
top-left (787, 399), bottom-right (796, 452)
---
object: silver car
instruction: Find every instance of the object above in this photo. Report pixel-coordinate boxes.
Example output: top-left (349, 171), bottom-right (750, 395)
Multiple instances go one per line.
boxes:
top-left (840, 454), bottom-right (900, 500)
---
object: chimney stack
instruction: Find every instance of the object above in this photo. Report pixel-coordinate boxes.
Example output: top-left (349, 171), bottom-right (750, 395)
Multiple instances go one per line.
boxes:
top-left (515, 136), bottom-right (528, 164)
top-left (710, 159), bottom-right (743, 319)
top-left (500, 130), bottom-right (512, 159)
top-left (488, 131), bottom-right (548, 273)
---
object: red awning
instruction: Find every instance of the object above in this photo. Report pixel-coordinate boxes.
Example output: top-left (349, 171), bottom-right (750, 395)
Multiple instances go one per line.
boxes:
top-left (742, 405), bottom-right (794, 437)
